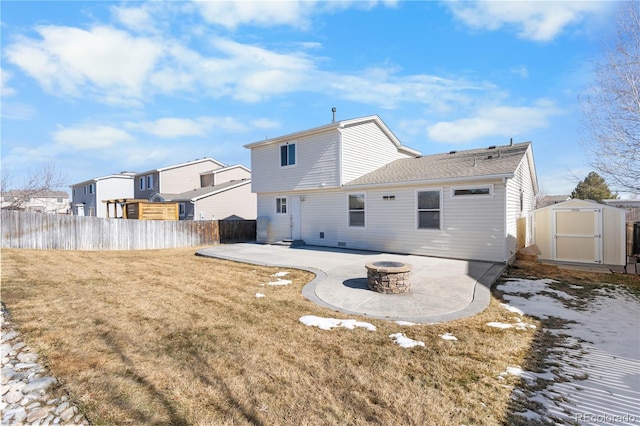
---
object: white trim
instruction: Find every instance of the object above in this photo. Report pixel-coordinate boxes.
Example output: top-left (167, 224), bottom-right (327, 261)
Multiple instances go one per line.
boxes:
top-left (279, 142), bottom-right (297, 168)
top-left (450, 184), bottom-right (494, 198)
top-left (275, 196), bottom-right (288, 214)
top-left (347, 192), bottom-right (366, 229)
top-left (415, 188), bottom-right (443, 231)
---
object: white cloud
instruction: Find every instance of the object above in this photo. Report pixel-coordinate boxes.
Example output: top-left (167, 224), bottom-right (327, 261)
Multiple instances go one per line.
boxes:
top-left (126, 116), bottom-right (248, 138)
top-left (1, 68), bottom-right (17, 97)
top-left (427, 99), bottom-right (563, 143)
top-left (445, 1), bottom-right (609, 42)
top-left (112, 5), bottom-right (155, 33)
top-left (5, 25), bottom-right (163, 104)
top-left (193, 0), bottom-right (398, 30)
top-left (195, 0), bottom-right (314, 30)
top-left (52, 125), bottom-right (134, 150)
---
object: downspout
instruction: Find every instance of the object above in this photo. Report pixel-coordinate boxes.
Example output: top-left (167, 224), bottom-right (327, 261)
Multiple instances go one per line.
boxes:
top-left (503, 176), bottom-right (509, 264)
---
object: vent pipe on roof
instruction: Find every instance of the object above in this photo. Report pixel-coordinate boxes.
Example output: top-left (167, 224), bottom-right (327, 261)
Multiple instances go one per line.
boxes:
top-left (510, 137), bottom-right (513, 146)
top-left (331, 107), bottom-right (336, 123)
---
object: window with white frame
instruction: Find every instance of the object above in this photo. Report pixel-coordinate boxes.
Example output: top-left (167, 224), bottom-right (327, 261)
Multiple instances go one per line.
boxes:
top-left (88, 184), bottom-right (95, 194)
top-left (417, 190), bottom-right (441, 230)
top-left (348, 194), bottom-right (365, 227)
top-left (280, 143), bottom-right (296, 167)
top-left (146, 175), bottom-right (153, 190)
top-left (139, 177), bottom-right (146, 191)
top-left (451, 185), bottom-right (493, 197)
top-left (276, 197), bottom-right (287, 214)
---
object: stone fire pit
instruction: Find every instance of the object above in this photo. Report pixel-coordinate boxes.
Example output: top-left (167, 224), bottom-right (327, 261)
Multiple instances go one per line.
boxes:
top-left (365, 261), bottom-right (413, 294)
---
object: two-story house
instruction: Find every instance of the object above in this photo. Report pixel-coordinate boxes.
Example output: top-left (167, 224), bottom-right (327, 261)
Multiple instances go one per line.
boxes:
top-left (134, 158), bottom-right (225, 200)
top-left (244, 115), bottom-right (538, 264)
top-left (150, 164), bottom-right (256, 220)
top-left (70, 172), bottom-right (136, 217)
top-left (1, 190), bottom-right (70, 214)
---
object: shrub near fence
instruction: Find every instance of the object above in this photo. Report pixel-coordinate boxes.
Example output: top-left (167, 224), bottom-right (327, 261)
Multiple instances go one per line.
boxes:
top-left (1, 211), bottom-right (256, 250)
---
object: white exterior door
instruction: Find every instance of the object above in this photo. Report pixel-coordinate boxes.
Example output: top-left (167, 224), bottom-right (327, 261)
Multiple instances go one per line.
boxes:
top-left (554, 208), bottom-right (602, 264)
top-left (289, 196), bottom-right (301, 240)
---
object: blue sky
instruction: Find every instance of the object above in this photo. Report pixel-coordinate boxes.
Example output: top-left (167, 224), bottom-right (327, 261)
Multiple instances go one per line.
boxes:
top-left (1, 1), bottom-right (618, 195)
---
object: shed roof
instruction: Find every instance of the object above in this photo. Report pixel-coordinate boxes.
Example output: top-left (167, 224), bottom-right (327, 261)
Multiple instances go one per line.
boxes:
top-left (346, 142), bottom-right (532, 187)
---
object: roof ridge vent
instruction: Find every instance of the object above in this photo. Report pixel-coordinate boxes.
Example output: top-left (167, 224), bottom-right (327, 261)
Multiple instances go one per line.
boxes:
top-left (449, 150), bottom-right (457, 154)
top-left (488, 145), bottom-right (496, 149)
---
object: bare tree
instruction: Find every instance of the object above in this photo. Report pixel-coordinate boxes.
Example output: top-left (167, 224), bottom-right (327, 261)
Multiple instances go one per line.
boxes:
top-left (579, 0), bottom-right (640, 195)
top-left (1, 163), bottom-right (68, 211)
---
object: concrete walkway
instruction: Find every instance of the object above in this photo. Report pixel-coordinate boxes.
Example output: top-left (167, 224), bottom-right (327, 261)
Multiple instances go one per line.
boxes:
top-left (197, 243), bottom-right (506, 323)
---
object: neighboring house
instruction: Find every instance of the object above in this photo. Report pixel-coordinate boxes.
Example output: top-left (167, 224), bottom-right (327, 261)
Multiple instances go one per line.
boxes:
top-left (603, 199), bottom-right (640, 223)
top-left (1, 190), bottom-right (70, 214)
top-left (70, 172), bottom-right (136, 217)
top-left (245, 115), bottom-right (538, 264)
top-left (151, 165), bottom-right (256, 220)
top-left (134, 157), bottom-right (225, 200)
top-left (537, 194), bottom-right (570, 208)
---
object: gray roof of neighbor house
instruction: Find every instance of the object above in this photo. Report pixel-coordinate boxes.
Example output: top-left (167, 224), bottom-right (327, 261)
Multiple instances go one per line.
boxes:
top-left (1, 190), bottom-right (69, 198)
top-left (346, 142), bottom-right (533, 187)
top-left (155, 179), bottom-right (251, 202)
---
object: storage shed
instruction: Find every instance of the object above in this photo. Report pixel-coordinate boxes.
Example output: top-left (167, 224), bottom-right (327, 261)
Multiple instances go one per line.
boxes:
top-left (533, 199), bottom-right (626, 267)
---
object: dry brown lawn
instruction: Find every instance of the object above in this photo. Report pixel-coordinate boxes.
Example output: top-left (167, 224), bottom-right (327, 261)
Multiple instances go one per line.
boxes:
top-left (3, 247), bottom-right (609, 425)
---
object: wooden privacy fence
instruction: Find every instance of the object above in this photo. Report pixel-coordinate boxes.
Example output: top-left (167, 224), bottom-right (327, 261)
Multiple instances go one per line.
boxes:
top-left (1, 211), bottom-right (256, 250)
top-left (219, 219), bottom-right (257, 244)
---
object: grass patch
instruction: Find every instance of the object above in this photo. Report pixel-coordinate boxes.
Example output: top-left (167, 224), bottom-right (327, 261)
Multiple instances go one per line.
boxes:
top-left (2, 248), bottom-right (551, 425)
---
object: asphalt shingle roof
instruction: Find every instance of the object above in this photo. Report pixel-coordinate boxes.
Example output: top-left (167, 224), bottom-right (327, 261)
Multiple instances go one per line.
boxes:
top-left (346, 142), bottom-right (531, 186)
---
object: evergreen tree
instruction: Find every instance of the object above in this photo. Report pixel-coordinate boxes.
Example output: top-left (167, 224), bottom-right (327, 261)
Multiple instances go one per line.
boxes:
top-left (571, 172), bottom-right (617, 202)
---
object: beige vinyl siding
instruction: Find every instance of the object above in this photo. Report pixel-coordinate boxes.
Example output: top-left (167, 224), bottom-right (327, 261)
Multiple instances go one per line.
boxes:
top-left (209, 167), bottom-right (251, 185)
top-left (194, 183), bottom-right (257, 220)
top-left (341, 121), bottom-right (414, 184)
top-left (161, 163), bottom-right (222, 194)
top-left (505, 150), bottom-right (536, 262)
top-left (251, 131), bottom-right (340, 194)
top-left (256, 193), bottom-right (292, 242)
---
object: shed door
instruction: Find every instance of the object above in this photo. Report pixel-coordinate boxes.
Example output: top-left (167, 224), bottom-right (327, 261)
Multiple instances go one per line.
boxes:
top-left (554, 209), bottom-right (602, 264)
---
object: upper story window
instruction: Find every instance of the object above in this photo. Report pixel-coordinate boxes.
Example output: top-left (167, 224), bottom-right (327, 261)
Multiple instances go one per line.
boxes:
top-left (280, 143), bottom-right (296, 167)
top-left (451, 185), bottom-right (493, 198)
top-left (417, 190), bottom-right (441, 230)
top-left (348, 194), bottom-right (365, 227)
top-left (146, 175), bottom-right (154, 191)
top-left (87, 184), bottom-right (95, 194)
top-left (276, 197), bottom-right (287, 214)
top-left (139, 177), bottom-right (146, 191)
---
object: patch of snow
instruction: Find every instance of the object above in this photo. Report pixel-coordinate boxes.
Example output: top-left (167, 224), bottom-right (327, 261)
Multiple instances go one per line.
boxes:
top-left (497, 278), bottom-right (640, 424)
top-left (487, 322), bottom-right (513, 329)
top-left (389, 333), bottom-right (425, 348)
top-left (394, 320), bottom-right (416, 326)
top-left (440, 333), bottom-right (458, 341)
top-left (267, 279), bottom-right (292, 286)
top-left (255, 293), bottom-right (266, 298)
top-left (271, 271), bottom-right (289, 277)
top-left (500, 303), bottom-right (524, 316)
top-left (299, 315), bottom-right (376, 331)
